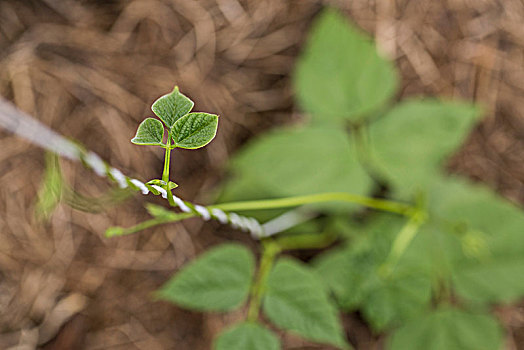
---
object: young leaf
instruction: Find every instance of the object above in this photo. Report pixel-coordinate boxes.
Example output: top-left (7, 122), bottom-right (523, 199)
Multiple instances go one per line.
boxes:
top-left (388, 307), bottom-right (503, 350)
top-left (152, 86), bottom-right (194, 127)
top-left (214, 322), bottom-right (280, 350)
top-left (294, 8), bottom-right (397, 123)
top-left (155, 244), bottom-right (254, 311)
top-left (368, 99), bottom-right (481, 198)
top-left (228, 125), bottom-right (372, 212)
top-left (131, 118), bottom-right (165, 146)
top-left (170, 112), bottom-right (219, 149)
top-left (263, 258), bottom-right (349, 349)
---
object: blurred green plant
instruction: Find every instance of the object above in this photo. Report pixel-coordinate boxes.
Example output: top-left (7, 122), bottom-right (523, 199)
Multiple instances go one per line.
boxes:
top-left (210, 7), bottom-right (523, 350)
top-left (36, 153), bottom-right (132, 219)
top-left (32, 7), bottom-right (524, 350)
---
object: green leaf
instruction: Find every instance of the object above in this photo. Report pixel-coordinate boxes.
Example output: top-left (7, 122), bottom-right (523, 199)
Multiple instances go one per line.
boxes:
top-left (131, 118), bottom-right (165, 146)
top-left (170, 112), bottom-right (219, 149)
top-left (362, 274), bottom-right (432, 331)
top-left (167, 181), bottom-right (178, 190)
top-left (369, 99), bottom-right (481, 198)
top-left (214, 322), bottom-right (280, 350)
top-left (371, 177), bottom-right (524, 306)
top-left (229, 125), bottom-right (372, 212)
top-left (428, 177), bottom-right (524, 304)
top-left (294, 8), bottom-right (397, 123)
top-left (312, 214), bottom-right (403, 310)
top-left (155, 244), bottom-right (254, 311)
top-left (263, 258), bottom-right (349, 349)
top-left (313, 214), bottom-right (433, 331)
top-left (314, 248), bottom-right (432, 331)
top-left (388, 307), bottom-right (503, 350)
top-left (152, 86), bottom-right (194, 127)
top-left (313, 245), bottom-right (378, 310)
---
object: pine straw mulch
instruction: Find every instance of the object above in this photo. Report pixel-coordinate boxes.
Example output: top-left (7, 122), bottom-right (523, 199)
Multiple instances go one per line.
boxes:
top-left (0, 0), bottom-right (523, 349)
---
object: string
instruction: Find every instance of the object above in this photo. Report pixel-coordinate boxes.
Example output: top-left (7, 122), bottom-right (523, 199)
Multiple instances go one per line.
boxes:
top-left (0, 97), bottom-right (265, 238)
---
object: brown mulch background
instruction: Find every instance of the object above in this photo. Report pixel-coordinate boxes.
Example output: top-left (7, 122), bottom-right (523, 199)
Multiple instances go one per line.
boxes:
top-left (1, 0), bottom-right (524, 349)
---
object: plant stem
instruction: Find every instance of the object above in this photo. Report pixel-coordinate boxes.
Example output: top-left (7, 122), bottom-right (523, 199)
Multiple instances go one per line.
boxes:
top-left (162, 136), bottom-right (172, 184)
top-left (166, 189), bottom-right (176, 207)
top-left (351, 123), bottom-right (388, 186)
top-left (380, 209), bottom-right (427, 275)
top-left (247, 240), bottom-right (281, 322)
top-left (211, 192), bottom-right (414, 216)
top-left (107, 212), bottom-right (195, 237)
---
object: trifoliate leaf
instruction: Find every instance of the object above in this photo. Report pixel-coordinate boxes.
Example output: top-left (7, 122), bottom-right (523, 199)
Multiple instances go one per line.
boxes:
top-left (170, 112), bottom-right (218, 149)
top-left (152, 86), bottom-right (194, 127)
top-left (131, 118), bottom-right (165, 146)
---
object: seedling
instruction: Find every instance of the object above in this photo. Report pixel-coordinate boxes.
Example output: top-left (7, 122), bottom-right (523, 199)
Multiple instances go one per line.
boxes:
top-left (131, 86), bottom-right (218, 193)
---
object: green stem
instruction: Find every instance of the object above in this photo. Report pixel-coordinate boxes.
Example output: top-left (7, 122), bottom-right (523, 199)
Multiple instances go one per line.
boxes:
top-left (166, 190), bottom-right (176, 206)
top-left (381, 209), bottom-right (427, 275)
top-left (351, 123), bottom-right (388, 185)
top-left (106, 212), bottom-right (195, 237)
top-left (162, 136), bottom-right (172, 184)
top-left (247, 241), bottom-right (281, 322)
top-left (211, 192), bottom-right (414, 216)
